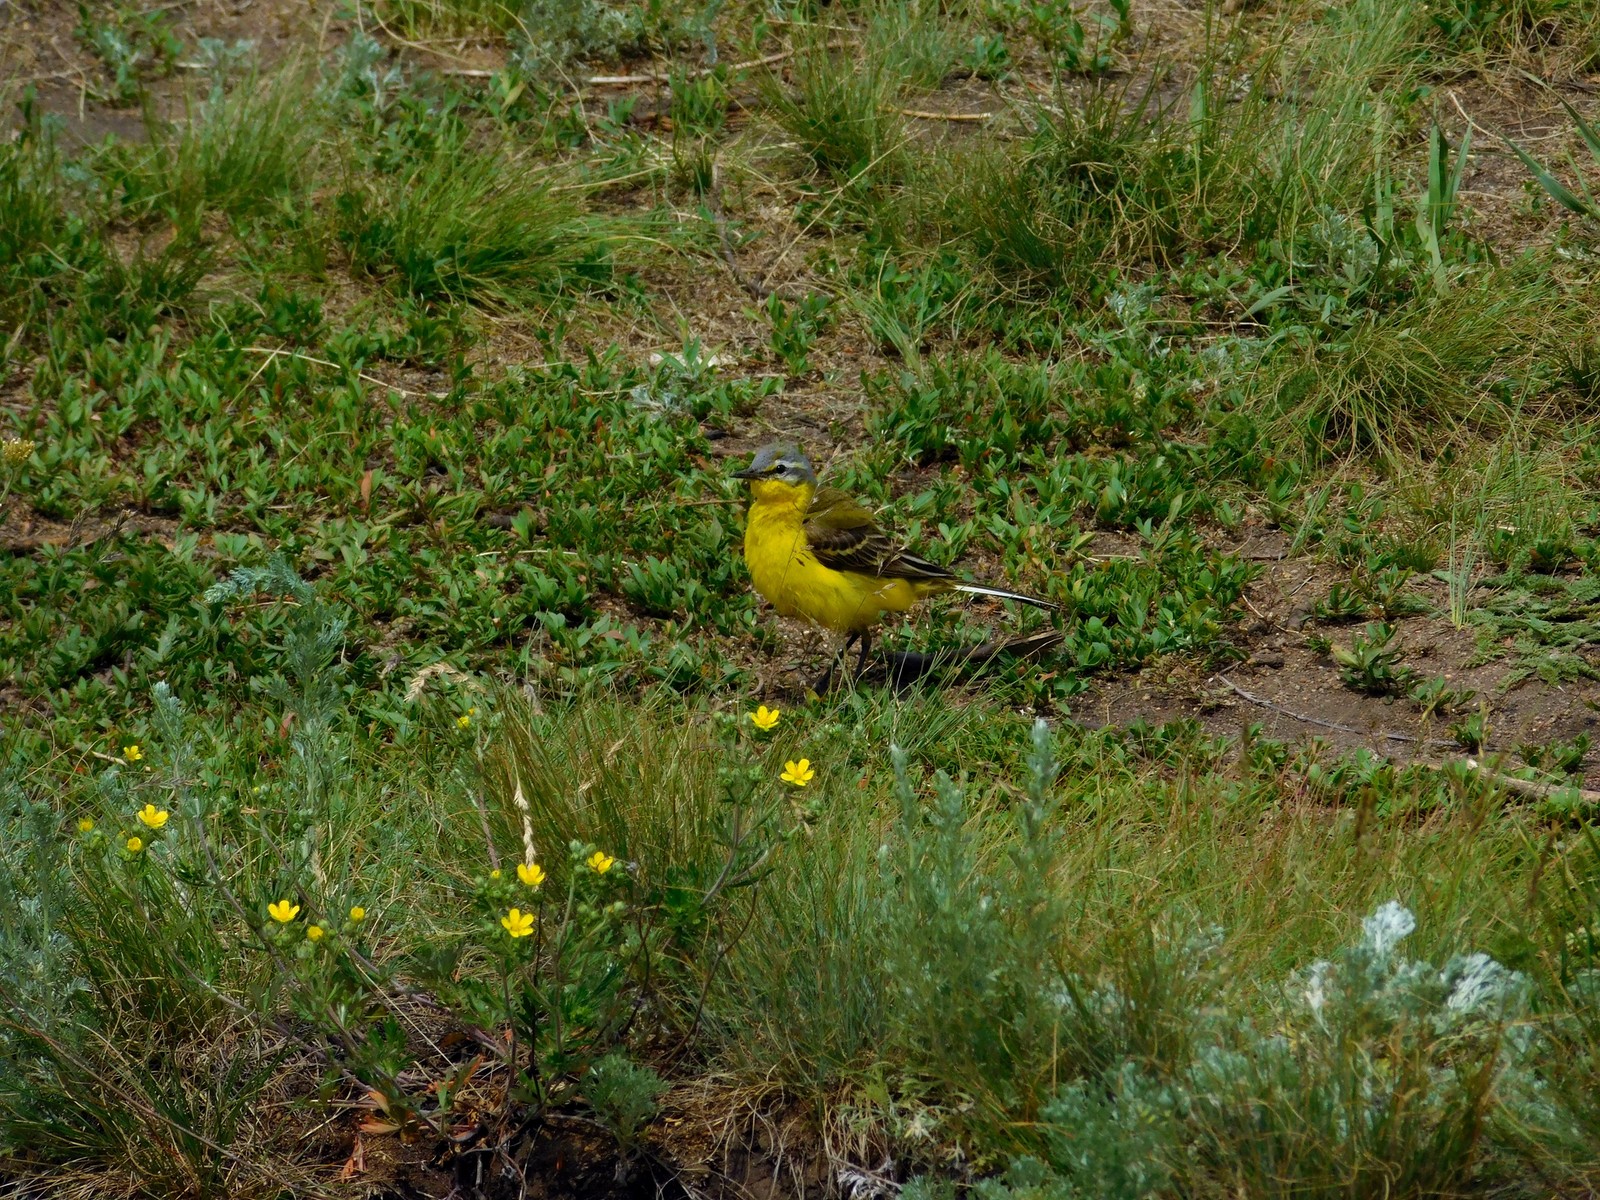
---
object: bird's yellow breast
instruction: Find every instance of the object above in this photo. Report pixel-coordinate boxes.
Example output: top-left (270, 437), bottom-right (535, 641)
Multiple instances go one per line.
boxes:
top-left (743, 481), bottom-right (918, 634)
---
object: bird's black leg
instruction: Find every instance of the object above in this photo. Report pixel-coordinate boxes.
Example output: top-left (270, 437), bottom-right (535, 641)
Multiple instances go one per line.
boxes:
top-left (852, 628), bottom-right (872, 680)
top-left (813, 632), bottom-right (858, 694)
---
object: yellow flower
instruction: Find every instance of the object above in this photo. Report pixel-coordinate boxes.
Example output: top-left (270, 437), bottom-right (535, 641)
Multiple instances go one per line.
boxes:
top-left (517, 862), bottom-right (546, 888)
top-left (122, 744), bottom-right (143, 762)
top-left (136, 803), bottom-right (169, 830)
top-left (748, 704), bottom-right (781, 731)
top-left (349, 906), bottom-right (366, 922)
top-left (1, 437), bottom-right (34, 467)
top-left (587, 850), bottom-right (616, 875)
top-left (501, 907), bottom-right (535, 938)
top-left (267, 899), bottom-right (300, 923)
top-left (456, 714), bottom-right (472, 729)
top-left (490, 868), bottom-right (502, 880)
top-left (781, 758), bottom-right (816, 787)
top-left (307, 925), bottom-right (325, 942)
top-left (126, 835), bottom-right (144, 853)
top-left (77, 817), bottom-right (94, 834)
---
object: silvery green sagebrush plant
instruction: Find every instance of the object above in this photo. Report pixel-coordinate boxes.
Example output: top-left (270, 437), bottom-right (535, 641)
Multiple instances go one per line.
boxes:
top-left (883, 719), bottom-right (1072, 1120)
top-left (909, 900), bottom-right (1536, 1199)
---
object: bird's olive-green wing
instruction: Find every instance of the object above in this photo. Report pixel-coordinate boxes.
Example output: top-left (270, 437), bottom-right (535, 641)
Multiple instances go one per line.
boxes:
top-left (804, 487), bottom-right (953, 580)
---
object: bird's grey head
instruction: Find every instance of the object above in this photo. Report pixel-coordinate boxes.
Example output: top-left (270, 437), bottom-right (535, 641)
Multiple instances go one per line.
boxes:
top-left (733, 442), bottom-right (816, 484)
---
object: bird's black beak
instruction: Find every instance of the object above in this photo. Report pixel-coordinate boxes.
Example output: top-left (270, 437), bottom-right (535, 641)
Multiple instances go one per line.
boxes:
top-left (731, 466), bottom-right (761, 480)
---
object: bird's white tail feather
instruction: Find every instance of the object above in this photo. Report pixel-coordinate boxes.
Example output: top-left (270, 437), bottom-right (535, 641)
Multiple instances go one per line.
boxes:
top-left (952, 583), bottom-right (1059, 611)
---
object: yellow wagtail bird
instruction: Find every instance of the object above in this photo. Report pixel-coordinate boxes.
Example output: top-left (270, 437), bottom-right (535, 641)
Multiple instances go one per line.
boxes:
top-left (733, 442), bottom-right (1059, 688)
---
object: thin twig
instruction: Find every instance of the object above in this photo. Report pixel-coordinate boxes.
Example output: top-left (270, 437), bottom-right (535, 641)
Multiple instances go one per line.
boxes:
top-left (1239, 591), bottom-right (1294, 635)
top-left (584, 44), bottom-right (837, 86)
top-left (1214, 675), bottom-right (1458, 748)
top-left (1457, 757), bottom-right (1600, 805)
top-left (584, 71), bottom-right (668, 85)
top-left (708, 165), bottom-right (802, 303)
top-left (238, 346), bottom-right (447, 399)
top-left (896, 108), bottom-right (993, 121)
top-left (472, 786), bottom-right (503, 872)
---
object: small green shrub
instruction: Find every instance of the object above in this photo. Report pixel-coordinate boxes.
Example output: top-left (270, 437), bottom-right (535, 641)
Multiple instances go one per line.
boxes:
top-left (1331, 621), bottom-right (1416, 696)
top-left (1453, 710), bottom-right (1488, 751)
top-left (868, 350), bottom-right (1063, 467)
top-left (583, 1052), bottom-right (668, 1154)
top-left (762, 291), bottom-right (830, 375)
top-left (1518, 732), bottom-right (1591, 778)
top-left (509, 0), bottom-right (657, 71)
top-left (1410, 675), bottom-right (1478, 719)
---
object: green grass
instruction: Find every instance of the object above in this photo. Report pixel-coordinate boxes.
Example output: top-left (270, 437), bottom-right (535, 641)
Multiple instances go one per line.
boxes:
top-left (97, 67), bottom-right (322, 232)
top-left (377, 0), bottom-right (521, 34)
top-left (3, 0), bottom-right (1600, 1193)
top-left (1256, 268), bottom-right (1574, 461)
top-left (8, 644), bottom-right (1594, 1190)
top-left (334, 131), bottom-right (619, 306)
top-left (762, 23), bottom-right (911, 187)
top-left (927, 0), bottom-right (1423, 299)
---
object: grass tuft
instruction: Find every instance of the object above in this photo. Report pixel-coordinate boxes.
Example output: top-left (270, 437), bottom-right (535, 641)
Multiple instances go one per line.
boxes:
top-left (334, 133), bottom-right (616, 306)
top-left (1255, 269), bottom-right (1574, 462)
top-left (117, 68), bottom-right (321, 230)
top-left (763, 32), bottom-right (907, 188)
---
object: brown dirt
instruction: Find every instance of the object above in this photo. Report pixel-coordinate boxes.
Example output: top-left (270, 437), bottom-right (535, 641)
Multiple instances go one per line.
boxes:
top-left (1439, 73), bottom-right (1600, 254)
top-left (0, 0), bottom-right (323, 141)
top-left (1081, 596), bottom-right (1600, 788)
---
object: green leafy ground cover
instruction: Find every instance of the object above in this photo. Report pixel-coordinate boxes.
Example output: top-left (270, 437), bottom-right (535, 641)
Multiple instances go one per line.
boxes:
top-left (3, 0), bottom-right (1600, 1194)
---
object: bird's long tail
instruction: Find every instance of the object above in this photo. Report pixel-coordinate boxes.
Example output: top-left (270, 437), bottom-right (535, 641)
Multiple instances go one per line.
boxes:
top-left (952, 582), bottom-right (1059, 611)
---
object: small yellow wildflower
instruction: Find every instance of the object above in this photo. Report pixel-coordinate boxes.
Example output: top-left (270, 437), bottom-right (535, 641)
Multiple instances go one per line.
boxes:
top-left (267, 899), bottom-right (301, 923)
top-left (136, 803), bottom-right (169, 830)
top-left (349, 905), bottom-right (366, 922)
top-left (456, 714), bottom-right (472, 729)
top-left (126, 835), bottom-right (144, 853)
top-left (781, 758), bottom-right (816, 787)
top-left (587, 850), bottom-right (616, 875)
top-left (77, 817), bottom-right (94, 834)
top-left (517, 862), bottom-right (546, 888)
top-left (1, 437), bottom-right (34, 466)
top-left (501, 907), bottom-right (535, 938)
top-left (748, 704), bottom-right (781, 731)
top-left (122, 744), bottom-right (143, 762)
top-left (306, 925), bottom-right (325, 942)
top-left (490, 868), bottom-right (502, 880)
